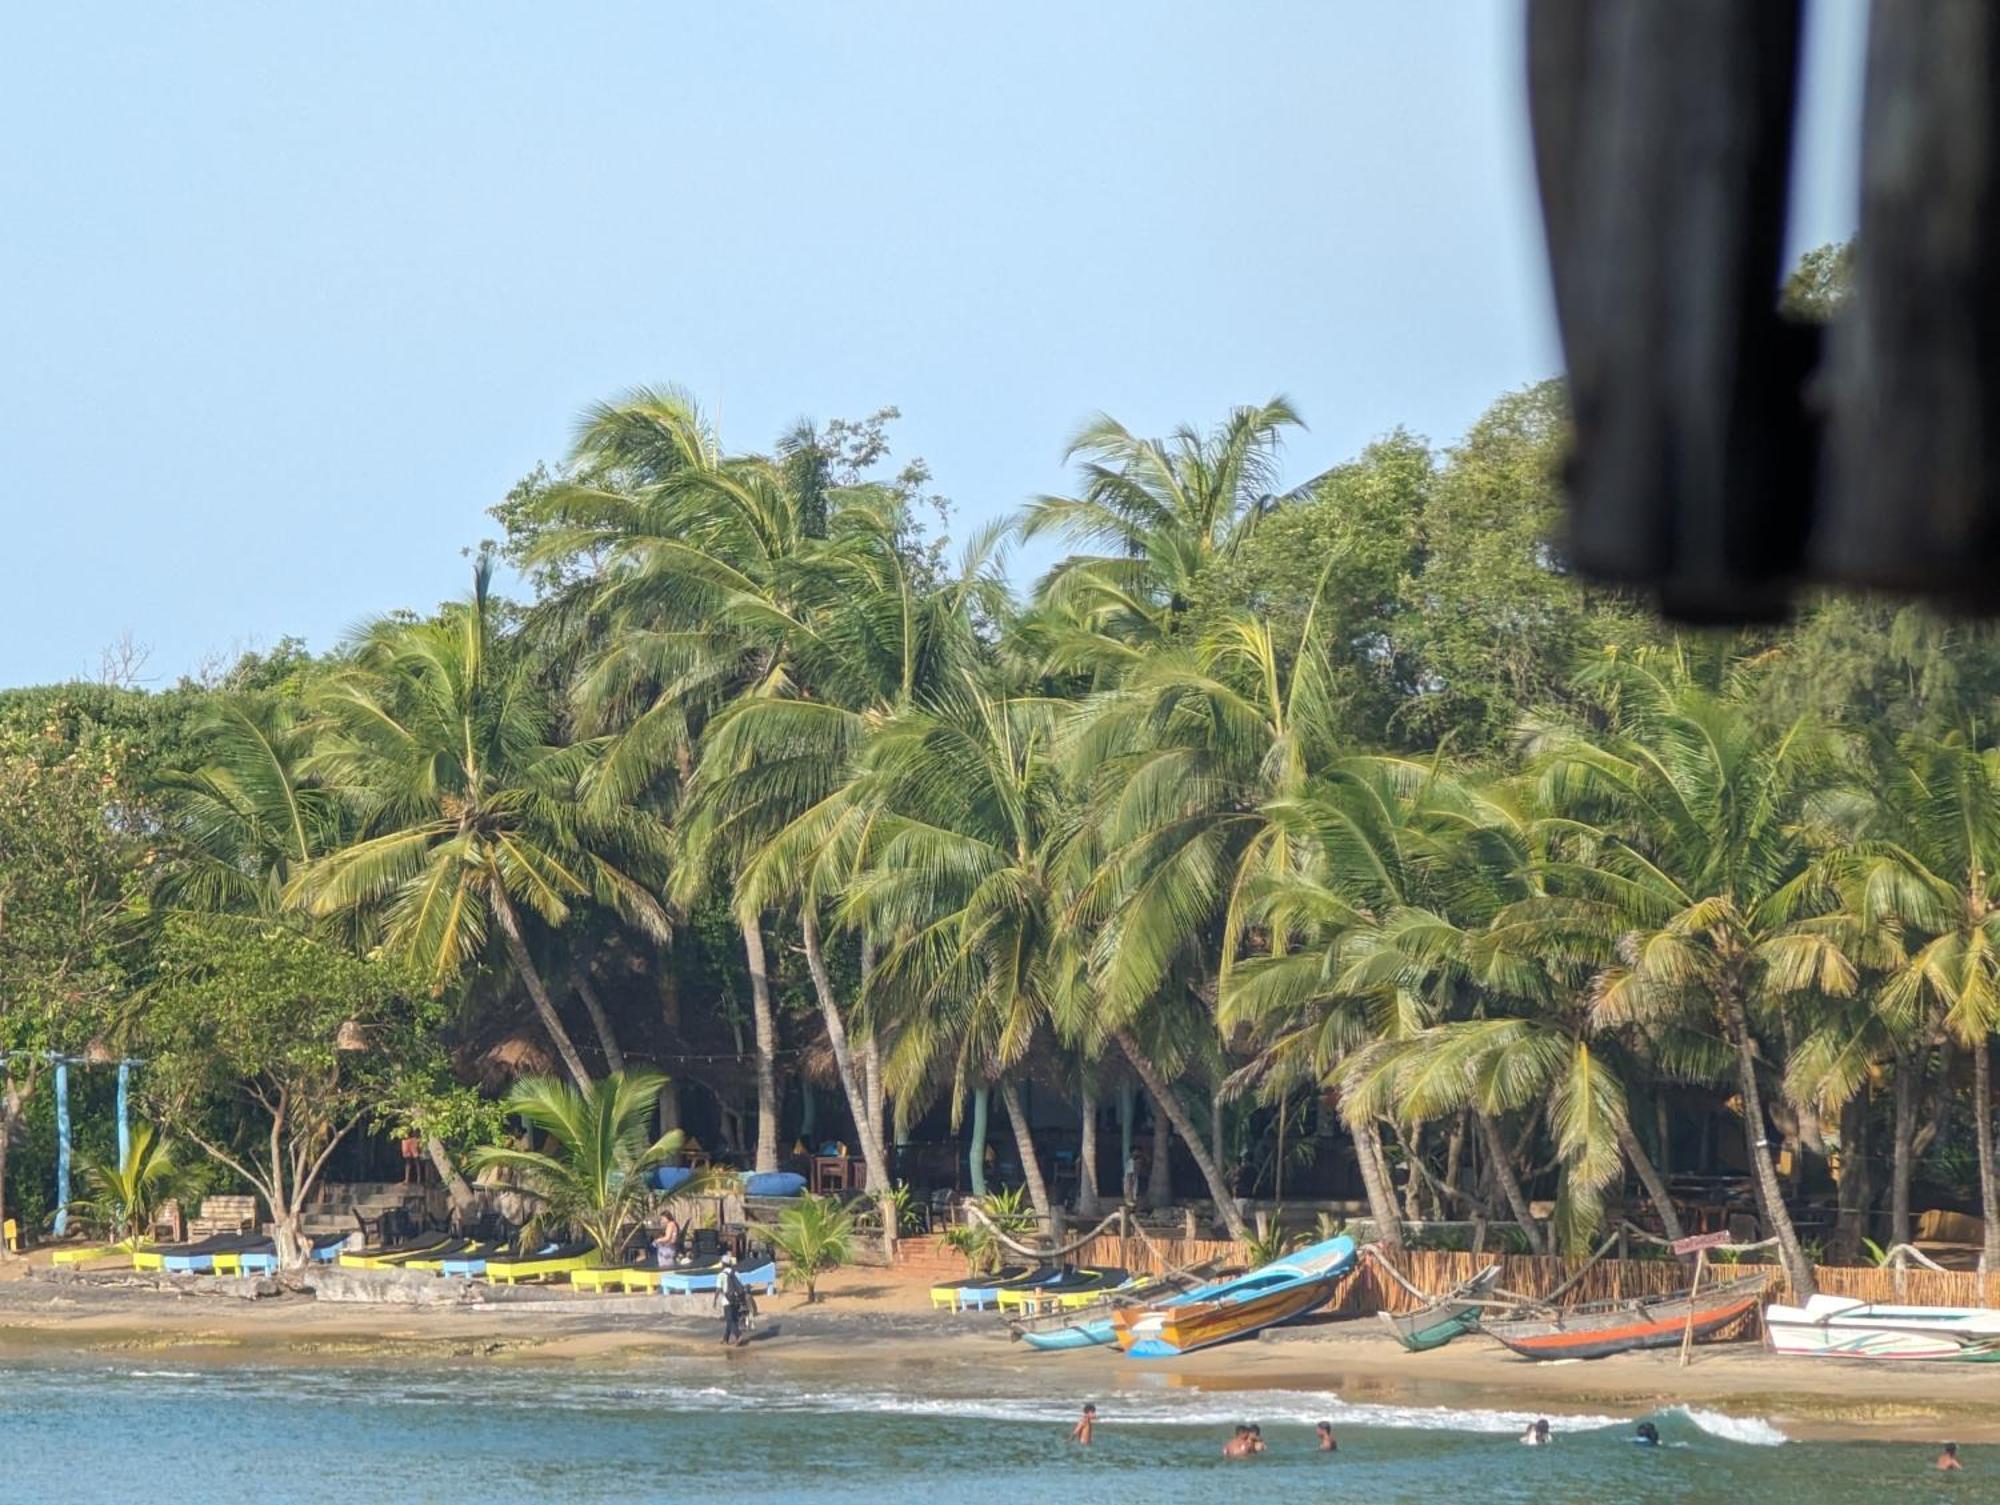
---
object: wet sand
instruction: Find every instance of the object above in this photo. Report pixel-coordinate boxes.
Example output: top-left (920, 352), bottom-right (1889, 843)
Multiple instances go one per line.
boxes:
top-left (1, 1260), bottom-right (1995, 1443)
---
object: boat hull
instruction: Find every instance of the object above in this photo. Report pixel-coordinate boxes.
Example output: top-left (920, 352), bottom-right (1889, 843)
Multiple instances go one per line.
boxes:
top-left (1117, 1276), bottom-right (1339, 1357)
top-left (1764, 1298), bottom-right (2000, 1361)
top-left (1022, 1318), bottom-right (1116, 1351)
top-left (1381, 1305), bottom-right (1483, 1353)
top-left (1486, 1276), bottom-right (1766, 1362)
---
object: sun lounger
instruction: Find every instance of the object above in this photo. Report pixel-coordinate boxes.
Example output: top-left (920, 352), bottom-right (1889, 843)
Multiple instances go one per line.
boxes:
top-left (657, 1258), bottom-right (778, 1295)
top-left (484, 1241), bottom-right (598, 1284)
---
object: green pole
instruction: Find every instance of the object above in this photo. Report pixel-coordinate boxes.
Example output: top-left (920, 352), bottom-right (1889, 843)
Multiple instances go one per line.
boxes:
top-left (969, 1086), bottom-right (990, 1197)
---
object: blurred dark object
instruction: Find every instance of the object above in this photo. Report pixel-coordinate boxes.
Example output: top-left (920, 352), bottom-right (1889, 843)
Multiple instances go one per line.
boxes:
top-left (1528, 0), bottom-right (2000, 622)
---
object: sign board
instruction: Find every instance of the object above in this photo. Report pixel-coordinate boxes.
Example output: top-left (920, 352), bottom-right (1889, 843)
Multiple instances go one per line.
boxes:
top-left (1671, 1230), bottom-right (1730, 1256)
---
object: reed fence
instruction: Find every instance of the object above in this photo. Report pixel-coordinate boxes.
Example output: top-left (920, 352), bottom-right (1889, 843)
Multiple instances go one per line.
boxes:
top-left (1070, 1232), bottom-right (2000, 1330)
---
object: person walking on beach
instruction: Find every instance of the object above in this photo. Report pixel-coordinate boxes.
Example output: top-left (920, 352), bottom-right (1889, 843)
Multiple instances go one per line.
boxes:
top-left (1938, 1442), bottom-right (1963, 1471)
top-left (1070, 1404), bottom-right (1096, 1445)
top-left (717, 1254), bottom-right (750, 1347)
top-left (1316, 1421), bottom-right (1337, 1453)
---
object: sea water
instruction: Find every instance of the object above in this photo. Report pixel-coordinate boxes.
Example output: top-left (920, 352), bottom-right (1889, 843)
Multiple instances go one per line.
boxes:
top-left (0, 1359), bottom-right (1978, 1504)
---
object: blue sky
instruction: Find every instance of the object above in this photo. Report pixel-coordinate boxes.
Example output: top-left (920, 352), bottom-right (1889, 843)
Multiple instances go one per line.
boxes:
top-left (0, 2), bottom-right (1865, 687)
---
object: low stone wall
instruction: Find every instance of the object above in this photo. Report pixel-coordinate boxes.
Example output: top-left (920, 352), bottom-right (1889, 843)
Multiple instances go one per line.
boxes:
top-left (304, 1267), bottom-right (486, 1306)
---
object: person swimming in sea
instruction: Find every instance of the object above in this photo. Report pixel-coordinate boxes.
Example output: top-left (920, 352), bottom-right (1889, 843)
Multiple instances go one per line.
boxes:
top-left (1316, 1421), bottom-right (1337, 1453)
top-left (1222, 1425), bottom-right (1265, 1458)
top-left (1520, 1418), bottom-right (1552, 1446)
top-left (1070, 1404), bottom-right (1095, 1446)
top-left (1634, 1422), bottom-right (1661, 1447)
top-left (1938, 1442), bottom-right (1963, 1471)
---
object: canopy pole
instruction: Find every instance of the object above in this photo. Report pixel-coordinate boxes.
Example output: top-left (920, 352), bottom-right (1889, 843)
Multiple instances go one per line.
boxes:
top-left (52, 1059), bottom-right (72, 1236)
top-left (116, 1061), bottom-right (132, 1168)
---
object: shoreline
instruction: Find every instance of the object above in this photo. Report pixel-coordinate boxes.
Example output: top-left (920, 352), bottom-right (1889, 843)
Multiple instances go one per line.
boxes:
top-left (0, 1268), bottom-right (1993, 1444)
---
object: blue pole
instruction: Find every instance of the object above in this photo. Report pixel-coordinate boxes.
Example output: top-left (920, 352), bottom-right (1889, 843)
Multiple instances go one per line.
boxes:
top-left (117, 1061), bottom-right (132, 1168)
top-left (53, 1059), bottom-right (72, 1236)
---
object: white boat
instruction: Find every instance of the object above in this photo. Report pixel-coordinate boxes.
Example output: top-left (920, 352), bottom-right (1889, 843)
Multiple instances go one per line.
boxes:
top-left (1763, 1294), bottom-right (2000, 1361)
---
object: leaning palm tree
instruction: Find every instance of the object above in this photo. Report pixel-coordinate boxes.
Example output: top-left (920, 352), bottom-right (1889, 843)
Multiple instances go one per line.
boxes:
top-left (1061, 601), bottom-right (1348, 1243)
top-left (1521, 649), bottom-right (1849, 1295)
top-left (288, 555), bottom-right (672, 1090)
top-left (835, 680), bottom-right (1074, 1232)
top-left (155, 694), bottom-right (345, 917)
top-left (466, 1069), bottom-right (690, 1259)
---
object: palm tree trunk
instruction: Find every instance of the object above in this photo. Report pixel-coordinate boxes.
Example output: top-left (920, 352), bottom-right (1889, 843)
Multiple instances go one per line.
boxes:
top-left (1977, 1034), bottom-right (2000, 1275)
top-left (1616, 1118), bottom-right (1683, 1242)
top-left (999, 1078), bottom-right (1054, 1233)
top-left (1890, 1045), bottom-right (1918, 1249)
top-left (1722, 987), bottom-right (1814, 1296)
top-left (968, 1086), bottom-right (990, 1197)
top-left (1147, 1097), bottom-right (1172, 1210)
top-left (739, 914), bottom-right (781, 1174)
top-left (572, 969), bottom-right (626, 1073)
top-left (1832, 1089), bottom-right (1871, 1264)
top-left (426, 1137), bottom-right (480, 1225)
top-left (1441, 1112), bottom-right (1467, 1214)
top-left (492, 888), bottom-right (592, 1091)
top-left (1401, 1122), bottom-right (1427, 1220)
top-left (1476, 1109), bottom-right (1546, 1254)
top-left (799, 906), bottom-right (894, 1258)
top-left (1350, 1117), bottom-right (1404, 1254)
top-left (657, 967), bottom-right (682, 1135)
top-left (1115, 1030), bottom-right (1249, 1242)
top-left (1076, 1080), bottom-right (1102, 1217)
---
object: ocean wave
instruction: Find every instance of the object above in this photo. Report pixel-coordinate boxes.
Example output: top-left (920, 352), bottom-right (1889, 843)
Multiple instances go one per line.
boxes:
top-left (1659, 1405), bottom-right (1788, 1447)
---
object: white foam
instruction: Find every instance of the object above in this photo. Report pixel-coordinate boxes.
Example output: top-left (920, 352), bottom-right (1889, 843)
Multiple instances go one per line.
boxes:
top-left (1664, 1405), bottom-right (1788, 1446)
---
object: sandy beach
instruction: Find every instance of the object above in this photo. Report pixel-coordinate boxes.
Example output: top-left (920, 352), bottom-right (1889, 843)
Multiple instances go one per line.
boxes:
top-left (3, 1258), bottom-right (1994, 1445)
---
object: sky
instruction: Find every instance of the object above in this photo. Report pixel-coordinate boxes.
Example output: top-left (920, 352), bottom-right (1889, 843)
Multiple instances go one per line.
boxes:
top-left (0, 2), bottom-right (1866, 688)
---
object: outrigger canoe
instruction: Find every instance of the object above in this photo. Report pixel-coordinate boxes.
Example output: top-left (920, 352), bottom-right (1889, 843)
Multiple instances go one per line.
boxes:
top-left (1013, 1262), bottom-right (1232, 1352)
top-left (1113, 1235), bottom-right (1357, 1357)
top-left (1379, 1264), bottom-right (1501, 1352)
top-left (1763, 1295), bottom-right (2000, 1361)
top-left (1484, 1273), bottom-right (1767, 1361)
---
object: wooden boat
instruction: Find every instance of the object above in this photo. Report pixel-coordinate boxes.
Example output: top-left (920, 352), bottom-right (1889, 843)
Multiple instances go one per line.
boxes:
top-left (1379, 1264), bottom-right (1501, 1352)
top-left (1114, 1235), bottom-right (1356, 1357)
top-left (1484, 1273), bottom-right (1766, 1361)
top-left (1012, 1262), bottom-right (1231, 1352)
top-left (1763, 1294), bottom-right (2000, 1361)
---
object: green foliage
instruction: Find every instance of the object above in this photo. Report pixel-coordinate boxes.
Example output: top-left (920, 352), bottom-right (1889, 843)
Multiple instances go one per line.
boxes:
top-left (70, 1122), bottom-right (182, 1244)
top-left (768, 1192), bottom-right (857, 1301)
top-left (466, 1070), bottom-right (696, 1259)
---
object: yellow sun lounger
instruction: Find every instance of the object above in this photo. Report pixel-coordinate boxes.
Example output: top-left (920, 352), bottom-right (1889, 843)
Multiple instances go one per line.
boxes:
top-left (52, 1242), bottom-right (140, 1267)
top-left (569, 1266), bottom-right (629, 1294)
top-left (483, 1244), bottom-right (599, 1285)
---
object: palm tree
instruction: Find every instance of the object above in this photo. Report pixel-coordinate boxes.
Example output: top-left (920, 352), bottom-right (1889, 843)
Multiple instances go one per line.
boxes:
top-left (1021, 398), bottom-right (1323, 675)
top-left (1826, 733), bottom-right (2000, 1266)
top-left (1061, 601), bottom-right (1349, 1244)
top-left (72, 1122), bottom-right (180, 1246)
top-left (768, 1192), bottom-right (856, 1302)
top-left (834, 681), bottom-right (1073, 1231)
top-left (1521, 650), bottom-right (1849, 1294)
top-left (466, 1069), bottom-right (690, 1258)
top-left (156, 694), bottom-right (345, 916)
top-left (289, 555), bottom-right (672, 1091)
